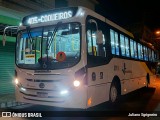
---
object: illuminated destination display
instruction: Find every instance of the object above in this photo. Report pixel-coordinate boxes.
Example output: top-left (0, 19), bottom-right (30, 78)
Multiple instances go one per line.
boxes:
top-left (27, 11), bottom-right (73, 25)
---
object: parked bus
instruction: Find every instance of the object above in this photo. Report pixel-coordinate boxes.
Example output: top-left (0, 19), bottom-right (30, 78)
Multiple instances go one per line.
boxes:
top-left (14, 6), bottom-right (158, 109)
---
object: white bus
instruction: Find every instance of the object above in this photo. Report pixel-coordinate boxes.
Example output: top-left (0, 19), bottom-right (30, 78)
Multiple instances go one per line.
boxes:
top-left (15, 6), bottom-right (158, 109)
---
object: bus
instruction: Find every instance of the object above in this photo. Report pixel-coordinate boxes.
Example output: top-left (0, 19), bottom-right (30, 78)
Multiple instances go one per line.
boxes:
top-left (156, 62), bottom-right (160, 75)
top-left (14, 6), bottom-right (158, 109)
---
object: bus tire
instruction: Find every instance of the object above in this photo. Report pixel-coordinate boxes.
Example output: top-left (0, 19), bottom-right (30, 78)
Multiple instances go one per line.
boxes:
top-left (109, 82), bottom-right (119, 103)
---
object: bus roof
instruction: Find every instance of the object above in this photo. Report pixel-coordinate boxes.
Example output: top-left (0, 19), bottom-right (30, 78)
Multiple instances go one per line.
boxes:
top-left (81, 6), bottom-right (134, 38)
top-left (22, 6), bottom-right (134, 38)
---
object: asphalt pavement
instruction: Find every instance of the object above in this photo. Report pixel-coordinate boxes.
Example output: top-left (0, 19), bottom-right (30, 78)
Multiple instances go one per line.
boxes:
top-left (1, 75), bottom-right (160, 120)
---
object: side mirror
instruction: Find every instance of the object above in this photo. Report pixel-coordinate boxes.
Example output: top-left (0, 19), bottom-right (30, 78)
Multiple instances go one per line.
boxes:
top-left (2, 26), bottom-right (18, 46)
top-left (96, 30), bottom-right (103, 44)
top-left (2, 34), bottom-right (6, 46)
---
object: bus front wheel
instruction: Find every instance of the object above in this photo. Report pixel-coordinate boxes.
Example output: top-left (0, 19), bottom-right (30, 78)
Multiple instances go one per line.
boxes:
top-left (109, 82), bottom-right (118, 103)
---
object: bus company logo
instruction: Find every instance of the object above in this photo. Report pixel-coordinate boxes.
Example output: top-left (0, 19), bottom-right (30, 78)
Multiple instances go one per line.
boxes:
top-left (122, 63), bottom-right (132, 75)
top-left (122, 63), bottom-right (127, 75)
top-left (39, 83), bottom-right (45, 88)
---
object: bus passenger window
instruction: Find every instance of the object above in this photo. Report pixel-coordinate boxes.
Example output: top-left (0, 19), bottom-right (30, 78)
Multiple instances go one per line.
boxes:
top-left (120, 34), bottom-right (125, 56)
top-left (152, 50), bottom-right (155, 61)
top-left (115, 32), bottom-right (119, 55)
top-left (148, 49), bottom-right (152, 61)
top-left (110, 29), bottom-right (115, 54)
top-left (125, 37), bottom-right (130, 57)
top-left (134, 41), bottom-right (137, 59)
top-left (141, 45), bottom-right (144, 60)
top-left (138, 43), bottom-right (141, 59)
top-left (154, 51), bottom-right (157, 60)
top-left (143, 46), bottom-right (148, 61)
top-left (130, 39), bottom-right (134, 58)
top-left (110, 29), bottom-right (119, 55)
top-left (138, 43), bottom-right (143, 60)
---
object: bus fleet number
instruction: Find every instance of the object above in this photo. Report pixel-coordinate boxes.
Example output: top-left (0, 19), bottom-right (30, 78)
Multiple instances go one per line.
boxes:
top-left (92, 72), bottom-right (103, 81)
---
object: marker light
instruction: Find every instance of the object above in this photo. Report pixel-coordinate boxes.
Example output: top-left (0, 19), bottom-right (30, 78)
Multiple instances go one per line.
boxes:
top-left (73, 80), bottom-right (80, 87)
top-left (20, 87), bottom-right (26, 92)
top-left (15, 78), bottom-right (19, 85)
top-left (87, 97), bottom-right (92, 106)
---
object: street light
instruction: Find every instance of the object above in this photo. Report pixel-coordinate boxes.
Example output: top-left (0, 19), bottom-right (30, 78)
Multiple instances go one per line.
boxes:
top-left (155, 30), bottom-right (160, 35)
top-left (154, 30), bottom-right (160, 40)
top-left (156, 31), bottom-right (160, 34)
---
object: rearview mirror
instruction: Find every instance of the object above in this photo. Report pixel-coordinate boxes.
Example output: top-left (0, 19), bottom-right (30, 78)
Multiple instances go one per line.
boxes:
top-left (2, 26), bottom-right (18, 46)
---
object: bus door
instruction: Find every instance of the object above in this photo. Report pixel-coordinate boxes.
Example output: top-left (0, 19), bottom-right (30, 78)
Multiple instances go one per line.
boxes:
top-left (86, 18), bottom-right (108, 106)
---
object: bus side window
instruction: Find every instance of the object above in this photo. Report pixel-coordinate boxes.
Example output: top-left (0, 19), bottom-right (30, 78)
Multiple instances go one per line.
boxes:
top-left (138, 43), bottom-right (144, 60)
top-left (141, 44), bottom-right (144, 60)
top-left (143, 46), bottom-right (147, 61)
top-left (120, 34), bottom-right (125, 56)
top-left (152, 50), bottom-right (155, 61)
top-left (138, 43), bottom-right (141, 60)
top-left (134, 41), bottom-right (138, 59)
top-left (110, 29), bottom-right (115, 55)
top-left (125, 37), bottom-right (130, 57)
top-left (148, 48), bottom-right (152, 61)
top-left (87, 29), bottom-right (97, 56)
top-left (87, 20), bottom-right (106, 57)
top-left (130, 39), bottom-right (134, 58)
top-left (110, 29), bottom-right (119, 55)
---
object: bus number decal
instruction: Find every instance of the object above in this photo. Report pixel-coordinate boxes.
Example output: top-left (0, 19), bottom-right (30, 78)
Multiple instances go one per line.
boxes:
top-left (92, 72), bottom-right (96, 81)
top-left (114, 65), bottom-right (119, 71)
top-left (100, 72), bottom-right (103, 79)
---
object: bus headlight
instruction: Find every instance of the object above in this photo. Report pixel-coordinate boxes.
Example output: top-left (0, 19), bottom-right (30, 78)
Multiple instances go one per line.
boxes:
top-left (60, 90), bottom-right (68, 95)
top-left (15, 78), bottom-right (19, 85)
top-left (73, 80), bottom-right (80, 87)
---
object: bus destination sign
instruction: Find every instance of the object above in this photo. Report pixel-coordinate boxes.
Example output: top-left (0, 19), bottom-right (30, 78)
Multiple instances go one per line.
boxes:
top-left (27, 11), bottom-right (72, 25)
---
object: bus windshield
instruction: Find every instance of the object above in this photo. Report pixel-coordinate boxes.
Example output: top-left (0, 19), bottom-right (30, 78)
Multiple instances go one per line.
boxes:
top-left (16, 23), bottom-right (81, 70)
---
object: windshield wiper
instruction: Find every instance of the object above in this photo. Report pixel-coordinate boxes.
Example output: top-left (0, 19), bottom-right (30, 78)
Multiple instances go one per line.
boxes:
top-left (47, 22), bottom-right (62, 49)
top-left (41, 22), bottom-right (62, 69)
top-left (26, 26), bottom-right (33, 44)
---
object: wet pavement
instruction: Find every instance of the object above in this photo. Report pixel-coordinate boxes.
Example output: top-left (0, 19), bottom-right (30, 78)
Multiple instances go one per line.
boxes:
top-left (1, 75), bottom-right (160, 120)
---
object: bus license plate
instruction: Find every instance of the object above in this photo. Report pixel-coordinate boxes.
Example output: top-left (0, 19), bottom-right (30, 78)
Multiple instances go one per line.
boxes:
top-left (37, 92), bottom-right (48, 98)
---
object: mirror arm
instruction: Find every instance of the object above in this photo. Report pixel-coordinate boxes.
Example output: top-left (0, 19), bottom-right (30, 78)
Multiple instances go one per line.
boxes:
top-left (2, 26), bottom-right (18, 46)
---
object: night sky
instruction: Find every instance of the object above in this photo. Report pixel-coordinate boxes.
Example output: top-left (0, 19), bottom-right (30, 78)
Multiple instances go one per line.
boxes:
top-left (97, 0), bottom-right (160, 31)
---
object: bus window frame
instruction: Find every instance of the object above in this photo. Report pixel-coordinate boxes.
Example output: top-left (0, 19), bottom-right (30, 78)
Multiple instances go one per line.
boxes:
top-left (86, 15), bottom-right (109, 67)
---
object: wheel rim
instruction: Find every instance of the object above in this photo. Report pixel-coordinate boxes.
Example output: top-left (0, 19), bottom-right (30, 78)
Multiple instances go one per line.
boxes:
top-left (110, 85), bottom-right (117, 102)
